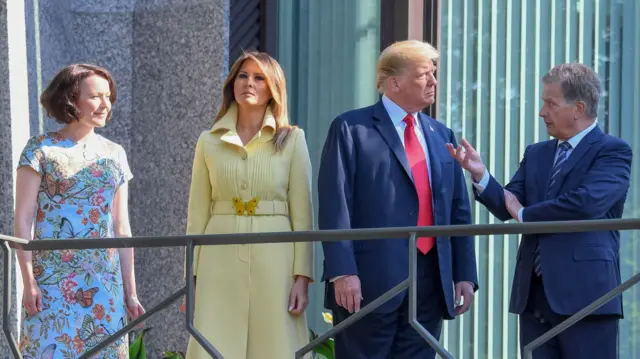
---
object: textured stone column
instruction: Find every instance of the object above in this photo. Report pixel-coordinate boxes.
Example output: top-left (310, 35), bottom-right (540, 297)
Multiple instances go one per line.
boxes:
top-left (16, 0), bottom-right (228, 356)
top-left (127, 1), bottom-right (227, 355)
top-left (0, 0), bottom-right (30, 356)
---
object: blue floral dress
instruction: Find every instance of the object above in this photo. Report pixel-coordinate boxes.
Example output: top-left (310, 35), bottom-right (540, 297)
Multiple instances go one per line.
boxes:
top-left (18, 132), bottom-right (132, 359)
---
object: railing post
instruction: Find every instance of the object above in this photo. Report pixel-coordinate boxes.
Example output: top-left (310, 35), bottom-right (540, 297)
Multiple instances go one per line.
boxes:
top-left (2, 241), bottom-right (21, 358)
top-left (185, 240), bottom-right (225, 358)
top-left (407, 232), bottom-right (454, 359)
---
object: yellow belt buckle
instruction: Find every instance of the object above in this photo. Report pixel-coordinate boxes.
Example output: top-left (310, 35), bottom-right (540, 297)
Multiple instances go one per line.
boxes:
top-left (232, 197), bottom-right (260, 216)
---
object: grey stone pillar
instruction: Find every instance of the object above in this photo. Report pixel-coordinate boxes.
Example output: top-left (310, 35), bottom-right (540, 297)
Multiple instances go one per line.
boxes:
top-left (0, 0), bottom-right (30, 356)
top-left (127, 1), bottom-right (227, 356)
top-left (16, 0), bottom-right (228, 356)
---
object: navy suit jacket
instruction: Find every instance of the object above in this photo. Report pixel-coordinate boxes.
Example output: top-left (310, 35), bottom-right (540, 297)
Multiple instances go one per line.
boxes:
top-left (317, 101), bottom-right (478, 318)
top-left (475, 125), bottom-right (631, 317)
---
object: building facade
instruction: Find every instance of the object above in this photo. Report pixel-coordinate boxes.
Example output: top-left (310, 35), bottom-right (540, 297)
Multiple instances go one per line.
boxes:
top-left (276, 0), bottom-right (639, 358)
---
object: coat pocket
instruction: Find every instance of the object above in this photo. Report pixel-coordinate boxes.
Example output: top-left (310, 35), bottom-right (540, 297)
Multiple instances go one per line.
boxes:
top-left (573, 247), bottom-right (614, 262)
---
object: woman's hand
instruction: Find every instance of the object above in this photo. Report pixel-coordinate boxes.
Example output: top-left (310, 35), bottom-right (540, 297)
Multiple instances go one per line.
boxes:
top-left (288, 276), bottom-right (310, 316)
top-left (125, 295), bottom-right (145, 321)
top-left (23, 283), bottom-right (43, 317)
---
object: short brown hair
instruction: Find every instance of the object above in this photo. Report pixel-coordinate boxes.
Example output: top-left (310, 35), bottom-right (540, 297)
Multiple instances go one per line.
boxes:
top-left (40, 64), bottom-right (117, 124)
top-left (542, 63), bottom-right (601, 118)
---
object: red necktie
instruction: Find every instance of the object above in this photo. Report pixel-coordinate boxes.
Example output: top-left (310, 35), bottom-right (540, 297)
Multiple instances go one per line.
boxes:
top-left (403, 114), bottom-right (435, 254)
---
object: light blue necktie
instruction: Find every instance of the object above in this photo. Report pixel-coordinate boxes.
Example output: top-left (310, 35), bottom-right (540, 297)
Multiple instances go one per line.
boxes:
top-left (533, 142), bottom-right (572, 276)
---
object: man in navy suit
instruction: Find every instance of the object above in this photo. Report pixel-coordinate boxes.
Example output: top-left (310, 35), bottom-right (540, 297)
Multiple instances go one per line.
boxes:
top-left (449, 63), bottom-right (631, 358)
top-left (318, 40), bottom-right (478, 359)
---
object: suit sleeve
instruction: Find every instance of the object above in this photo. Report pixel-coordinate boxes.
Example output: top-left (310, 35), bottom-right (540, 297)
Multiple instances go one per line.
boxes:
top-left (288, 129), bottom-right (315, 281)
top-left (522, 140), bottom-right (632, 222)
top-left (474, 146), bottom-right (529, 222)
top-left (448, 131), bottom-right (479, 289)
top-left (318, 117), bottom-right (358, 281)
top-left (184, 134), bottom-right (212, 277)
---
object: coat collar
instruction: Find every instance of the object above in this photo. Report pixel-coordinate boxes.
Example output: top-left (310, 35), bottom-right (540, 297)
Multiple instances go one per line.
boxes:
top-left (210, 102), bottom-right (277, 147)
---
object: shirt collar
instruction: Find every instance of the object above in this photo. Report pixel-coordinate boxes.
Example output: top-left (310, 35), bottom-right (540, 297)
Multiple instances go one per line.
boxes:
top-left (210, 102), bottom-right (277, 133)
top-left (381, 95), bottom-right (420, 127)
top-left (559, 120), bottom-right (598, 148)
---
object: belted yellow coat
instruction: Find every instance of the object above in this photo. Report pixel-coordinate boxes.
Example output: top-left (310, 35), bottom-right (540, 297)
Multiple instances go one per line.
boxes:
top-left (184, 104), bottom-right (314, 359)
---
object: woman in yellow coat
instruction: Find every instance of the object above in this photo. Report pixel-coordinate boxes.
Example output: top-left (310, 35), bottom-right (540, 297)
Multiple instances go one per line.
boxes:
top-left (183, 51), bottom-right (314, 359)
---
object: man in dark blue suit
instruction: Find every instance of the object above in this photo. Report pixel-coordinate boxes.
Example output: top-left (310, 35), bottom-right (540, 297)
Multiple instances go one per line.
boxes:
top-left (318, 40), bottom-right (478, 359)
top-left (449, 63), bottom-right (631, 358)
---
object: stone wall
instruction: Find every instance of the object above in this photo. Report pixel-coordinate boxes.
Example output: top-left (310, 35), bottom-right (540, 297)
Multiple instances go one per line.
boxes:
top-left (0, 0), bottom-right (228, 356)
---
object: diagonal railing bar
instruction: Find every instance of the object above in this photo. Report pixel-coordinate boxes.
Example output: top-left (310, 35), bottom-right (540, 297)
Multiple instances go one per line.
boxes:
top-left (78, 286), bottom-right (187, 359)
top-left (522, 271), bottom-right (640, 359)
top-left (296, 233), bottom-right (453, 358)
top-left (7, 218), bottom-right (640, 251)
top-left (295, 280), bottom-right (411, 358)
top-left (186, 240), bottom-right (225, 359)
top-left (408, 233), bottom-right (454, 359)
top-left (2, 241), bottom-right (20, 358)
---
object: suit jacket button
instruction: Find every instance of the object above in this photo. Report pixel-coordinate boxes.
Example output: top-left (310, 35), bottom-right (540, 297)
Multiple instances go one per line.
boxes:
top-left (409, 210), bottom-right (415, 216)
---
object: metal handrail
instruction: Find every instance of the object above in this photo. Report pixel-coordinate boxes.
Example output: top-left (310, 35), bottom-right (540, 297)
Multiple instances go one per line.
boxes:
top-left (1, 217), bottom-right (639, 358)
top-left (5, 218), bottom-right (640, 251)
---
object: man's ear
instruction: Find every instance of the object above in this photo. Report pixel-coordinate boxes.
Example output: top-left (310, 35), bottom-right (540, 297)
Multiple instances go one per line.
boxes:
top-left (574, 101), bottom-right (587, 119)
top-left (387, 76), bottom-right (401, 93)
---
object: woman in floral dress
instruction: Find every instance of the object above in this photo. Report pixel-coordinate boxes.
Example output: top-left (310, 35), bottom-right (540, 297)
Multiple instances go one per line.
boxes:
top-left (14, 64), bottom-right (145, 359)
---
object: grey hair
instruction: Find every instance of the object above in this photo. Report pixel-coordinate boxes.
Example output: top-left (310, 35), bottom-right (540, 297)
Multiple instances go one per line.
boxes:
top-left (542, 63), bottom-right (602, 118)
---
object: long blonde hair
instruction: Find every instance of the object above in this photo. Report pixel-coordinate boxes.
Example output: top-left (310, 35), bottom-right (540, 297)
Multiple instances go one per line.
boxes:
top-left (214, 51), bottom-right (294, 152)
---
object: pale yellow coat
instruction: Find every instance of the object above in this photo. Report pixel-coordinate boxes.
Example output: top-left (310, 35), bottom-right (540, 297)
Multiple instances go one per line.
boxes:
top-left (184, 103), bottom-right (314, 359)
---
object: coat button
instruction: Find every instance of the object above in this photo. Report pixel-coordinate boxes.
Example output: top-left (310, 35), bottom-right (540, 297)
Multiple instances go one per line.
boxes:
top-left (242, 154), bottom-right (247, 160)
top-left (409, 210), bottom-right (415, 216)
top-left (241, 183), bottom-right (247, 190)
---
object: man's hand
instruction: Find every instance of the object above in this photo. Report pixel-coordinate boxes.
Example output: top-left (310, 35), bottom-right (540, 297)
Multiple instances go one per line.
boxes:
top-left (334, 275), bottom-right (362, 314)
top-left (454, 281), bottom-right (475, 315)
top-left (504, 189), bottom-right (523, 221)
top-left (446, 139), bottom-right (486, 182)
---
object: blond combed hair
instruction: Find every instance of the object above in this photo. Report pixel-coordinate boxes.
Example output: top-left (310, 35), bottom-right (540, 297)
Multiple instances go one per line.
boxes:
top-left (214, 50), bottom-right (294, 152)
top-left (376, 40), bottom-right (440, 93)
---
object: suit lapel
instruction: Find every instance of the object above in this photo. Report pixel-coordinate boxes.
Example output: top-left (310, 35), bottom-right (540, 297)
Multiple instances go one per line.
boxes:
top-left (537, 140), bottom-right (558, 200)
top-left (547, 126), bottom-right (603, 198)
top-left (372, 101), bottom-right (413, 182)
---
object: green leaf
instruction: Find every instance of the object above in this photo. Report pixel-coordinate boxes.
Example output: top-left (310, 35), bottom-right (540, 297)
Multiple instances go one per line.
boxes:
top-left (314, 338), bottom-right (334, 359)
top-left (308, 328), bottom-right (318, 341)
top-left (162, 352), bottom-right (185, 359)
top-left (314, 345), bottom-right (333, 359)
top-left (129, 328), bottom-right (152, 359)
